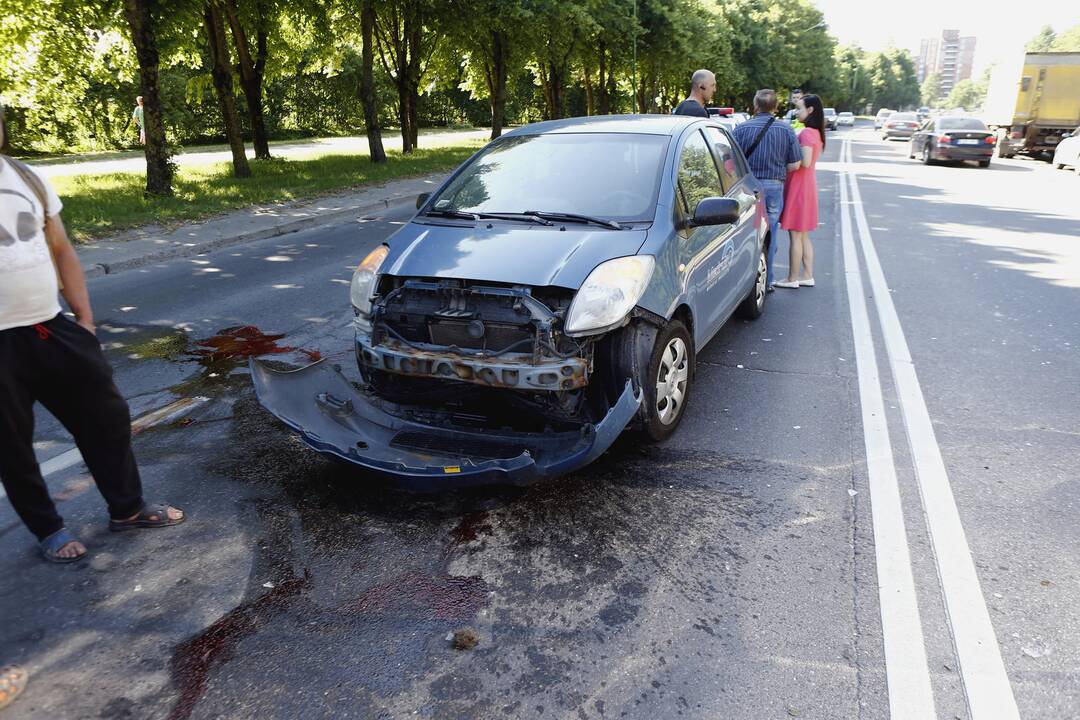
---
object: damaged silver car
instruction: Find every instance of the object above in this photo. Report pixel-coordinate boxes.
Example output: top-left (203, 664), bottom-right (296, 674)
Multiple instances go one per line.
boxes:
top-left (252, 115), bottom-right (770, 487)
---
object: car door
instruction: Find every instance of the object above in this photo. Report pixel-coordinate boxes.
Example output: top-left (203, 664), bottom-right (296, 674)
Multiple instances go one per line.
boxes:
top-left (675, 128), bottom-right (735, 343)
top-left (704, 125), bottom-right (758, 313)
top-left (914, 120), bottom-right (933, 154)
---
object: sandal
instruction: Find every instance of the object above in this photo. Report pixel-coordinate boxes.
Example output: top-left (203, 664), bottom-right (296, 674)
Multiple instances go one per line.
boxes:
top-left (0, 665), bottom-right (28, 709)
top-left (39, 528), bottom-right (86, 564)
top-left (109, 503), bottom-right (186, 532)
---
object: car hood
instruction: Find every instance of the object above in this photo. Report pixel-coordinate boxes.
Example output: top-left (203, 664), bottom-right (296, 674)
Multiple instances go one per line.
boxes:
top-left (381, 220), bottom-right (649, 289)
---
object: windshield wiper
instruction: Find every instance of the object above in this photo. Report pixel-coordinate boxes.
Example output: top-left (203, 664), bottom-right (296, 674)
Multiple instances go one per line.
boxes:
top-left (423, 208), bottom-right (481, 221)
top-left (423, 209), bottom-right (553, 226)
top-left (523, 211), bottom-right (623, 230)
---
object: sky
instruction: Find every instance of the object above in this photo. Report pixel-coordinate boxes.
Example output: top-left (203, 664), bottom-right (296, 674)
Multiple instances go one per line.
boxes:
top-left (812, 0), bottom-right (1080, 74)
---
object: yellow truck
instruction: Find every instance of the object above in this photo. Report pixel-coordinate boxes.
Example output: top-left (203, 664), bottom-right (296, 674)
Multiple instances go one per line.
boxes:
top-left (984, 52), bottom-right (1080, 159)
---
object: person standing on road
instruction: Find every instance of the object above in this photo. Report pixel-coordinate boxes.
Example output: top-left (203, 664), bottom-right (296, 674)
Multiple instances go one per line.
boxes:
top-left (672, 69), bottom-right (715, 118)
top-left (0, 104), bottom-right (185, 563)
top-left (732, 89), bottom-right (803, 289)
top-left (131, 96), bottom-right (145, 145)
top-left (774, 93), bottom-right (826, 289)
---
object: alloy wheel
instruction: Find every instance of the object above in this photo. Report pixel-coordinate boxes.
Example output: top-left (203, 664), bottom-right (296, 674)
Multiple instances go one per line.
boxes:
top-left (754, 251), bottom-right (767, 310)
top-left (655, 337), bottom-right (689, 426)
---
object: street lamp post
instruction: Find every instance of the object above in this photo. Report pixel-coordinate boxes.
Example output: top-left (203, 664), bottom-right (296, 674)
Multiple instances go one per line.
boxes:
top-left (632, 0), bottom-right (637, 113)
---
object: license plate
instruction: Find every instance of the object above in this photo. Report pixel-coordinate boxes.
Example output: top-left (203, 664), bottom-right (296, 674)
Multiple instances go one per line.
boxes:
top-left (958, 139), bottom-right (980, 145)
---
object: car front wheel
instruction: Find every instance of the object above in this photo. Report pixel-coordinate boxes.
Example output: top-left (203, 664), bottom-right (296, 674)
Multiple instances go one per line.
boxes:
top-left (640, 320), bottom-right (694, 442)
top-left (922, 145), bottom-right (933, 165)
top-left (737, 247), bottom-right (767, 320)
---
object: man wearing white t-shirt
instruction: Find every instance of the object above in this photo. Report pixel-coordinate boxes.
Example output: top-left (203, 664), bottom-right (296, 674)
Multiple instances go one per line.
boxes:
top-left (0, 106), bottom-right (185, 563)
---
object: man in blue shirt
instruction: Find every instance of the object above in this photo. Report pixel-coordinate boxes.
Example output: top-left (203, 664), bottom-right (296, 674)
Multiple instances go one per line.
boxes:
top-left (732, 89), bottom-right (802, 289)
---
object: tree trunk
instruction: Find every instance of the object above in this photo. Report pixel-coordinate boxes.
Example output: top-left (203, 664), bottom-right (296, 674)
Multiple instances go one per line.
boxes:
top-left (598, 45), bottom-right (609, 115)
top-left (224, 0), bottom-right (271, 159)
top-left (406, 17), bottom-right (422, 150)
top-left (121, 0), bottom-right (173, 196)
top-left (360, 0), bottom-right (386, 162)
top-left (583, 64), bottom-right (595, 116)
top-left (204, 2), bottom-right (250, 178)
top-left (488, 31), bottom-right (507, 139)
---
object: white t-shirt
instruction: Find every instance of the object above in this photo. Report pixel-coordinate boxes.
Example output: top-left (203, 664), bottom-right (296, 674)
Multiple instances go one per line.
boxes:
top-left (0, 159), bottom-right (63, 331)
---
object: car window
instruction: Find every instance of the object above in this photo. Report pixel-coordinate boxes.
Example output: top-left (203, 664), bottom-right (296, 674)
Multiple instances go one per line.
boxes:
top-left (891, 113), bottom-right (917, 122)
top-left (676, 130), bottom-right (723, 216)
top-left (703, 127), bottom-right (742, 193)
top-left (430, 132), bottom-right (670, 222)
top-left (937, 118), bottom-right (988, 131)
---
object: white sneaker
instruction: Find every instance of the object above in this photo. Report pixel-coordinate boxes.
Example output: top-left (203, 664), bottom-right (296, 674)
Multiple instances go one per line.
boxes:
top-left (773, 280), bottom-right (800, 289)
top-left (799, 278), bottom-right (815, 287)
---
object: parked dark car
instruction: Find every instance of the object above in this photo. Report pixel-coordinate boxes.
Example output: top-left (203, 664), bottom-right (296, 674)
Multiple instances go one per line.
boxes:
top-left (823, 107), bottom-right (838, 130)
top-left (882, 112), bottom-right (920, 140)
top-left (252, 115), bottom-right (770, 487)
top-left (909, 117), bottom-right (996, 167)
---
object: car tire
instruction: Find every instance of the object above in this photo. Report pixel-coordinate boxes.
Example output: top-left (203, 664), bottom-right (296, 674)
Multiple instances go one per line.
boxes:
top-left (639, 320), bottom-right (694, 443)
top-left (922, 145), bottom-right (933, 165)
top-left (736, 246), bottom-right (768, 320)
top-left (978, 160), bottom-right (990, 168)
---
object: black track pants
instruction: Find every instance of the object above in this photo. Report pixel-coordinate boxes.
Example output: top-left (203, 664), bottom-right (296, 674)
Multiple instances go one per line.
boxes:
top-left (0, 315), bottom-right (144, 540)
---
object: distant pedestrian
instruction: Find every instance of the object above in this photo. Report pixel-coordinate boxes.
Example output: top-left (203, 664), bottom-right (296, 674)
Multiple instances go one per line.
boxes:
top-left (732, 89), bottom-right (803, 289)
top-left (672, 69), bottom-right (715, 118)
top-left (0, 104), bottom-right (185, 564)
top-left (131, 96), bottom-right (145, 145)
top-left (774, 93), bottom-right (826, 289)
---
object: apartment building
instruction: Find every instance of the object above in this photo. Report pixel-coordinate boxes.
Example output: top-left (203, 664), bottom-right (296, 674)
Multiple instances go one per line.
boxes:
top-left (917, 29), bottom-right (977, 100)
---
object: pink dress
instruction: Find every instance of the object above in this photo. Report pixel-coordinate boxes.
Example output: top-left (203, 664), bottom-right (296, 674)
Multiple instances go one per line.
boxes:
top-left (780, 128), bottom-right (823, 232)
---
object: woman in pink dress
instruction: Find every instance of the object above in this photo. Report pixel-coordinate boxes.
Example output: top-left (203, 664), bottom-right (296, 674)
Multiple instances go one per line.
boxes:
top-left (775, 93), bottom-right (826, 288)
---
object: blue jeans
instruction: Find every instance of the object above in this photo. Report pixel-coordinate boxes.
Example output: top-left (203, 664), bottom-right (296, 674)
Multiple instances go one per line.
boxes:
top-left (760, 179), bottom-right (784, 286)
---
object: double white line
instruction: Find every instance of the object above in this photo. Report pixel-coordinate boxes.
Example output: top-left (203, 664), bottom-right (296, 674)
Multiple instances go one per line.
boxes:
top-left (839, 139), bottom-right (1020, 719)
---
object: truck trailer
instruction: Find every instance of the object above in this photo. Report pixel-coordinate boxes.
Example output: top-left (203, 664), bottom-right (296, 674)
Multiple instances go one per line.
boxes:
top-left (984, 52), bottom-right (1080, 159)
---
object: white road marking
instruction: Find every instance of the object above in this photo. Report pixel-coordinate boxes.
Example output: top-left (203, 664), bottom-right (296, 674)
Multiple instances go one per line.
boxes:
top-left (839, 139), bottom-right (937, 719)
top-left (845, 139), bottom-right (1021, 720)
top-left (0, 397), bottom-right (208, 501)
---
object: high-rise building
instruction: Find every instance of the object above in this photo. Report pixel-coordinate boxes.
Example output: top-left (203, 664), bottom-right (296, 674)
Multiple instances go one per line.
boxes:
top-left (916, 29), bottom-right (977, 101)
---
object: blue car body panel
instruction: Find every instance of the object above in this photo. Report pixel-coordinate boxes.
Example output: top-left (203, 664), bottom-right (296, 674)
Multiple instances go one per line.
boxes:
top-left (250, 359), bottom-right (641, 490)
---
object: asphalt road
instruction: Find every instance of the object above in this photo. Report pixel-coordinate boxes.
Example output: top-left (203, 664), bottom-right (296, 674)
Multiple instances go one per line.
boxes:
top-left (1, 122), bottom-right (1077, 719)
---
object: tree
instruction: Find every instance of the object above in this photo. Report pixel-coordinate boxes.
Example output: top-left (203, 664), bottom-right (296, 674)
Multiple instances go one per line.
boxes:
top-left (944, 77), bottom-right (985, 111)
top-left (452, 0), bottom-right (528, 138)
top-left (122, 0), bottom-right (174, 196)
top-left (1026, 25), bottom-right (1057, 52)
top-left (920, 71), bottom-right (941, 107)
top-left (203, 1), bottom-right (251, 177)
top-left (360, 0), bottom-right (387, 161)
top-left (223, 0), bottom-right (273, 159)
top-left (374, 0), bottom-right (441, 152)
top-left (1050, 22), bottom-right (1080, 51)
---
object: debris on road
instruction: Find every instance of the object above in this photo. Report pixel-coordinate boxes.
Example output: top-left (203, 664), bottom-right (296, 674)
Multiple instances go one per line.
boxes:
top-left (450, 628), bottom-right (480, 650)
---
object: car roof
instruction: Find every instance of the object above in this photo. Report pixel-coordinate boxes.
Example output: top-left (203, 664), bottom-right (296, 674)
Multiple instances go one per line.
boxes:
top-left (502, 114), bottom-right (707, 138)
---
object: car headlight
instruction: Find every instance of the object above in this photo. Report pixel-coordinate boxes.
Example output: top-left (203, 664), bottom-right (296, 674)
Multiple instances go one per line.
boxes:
top-left (565, 255), bottom-right (655, 335)
top-left (350, 245), bottom-right (389, 330)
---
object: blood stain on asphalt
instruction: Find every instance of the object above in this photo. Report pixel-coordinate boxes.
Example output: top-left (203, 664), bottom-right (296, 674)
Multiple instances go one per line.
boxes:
top-left (450, 511), bottom-right (494, 546)
top-left (166, 570), bottom-right (312, 720)
top-left (344, 571), bottom-right (490, 622)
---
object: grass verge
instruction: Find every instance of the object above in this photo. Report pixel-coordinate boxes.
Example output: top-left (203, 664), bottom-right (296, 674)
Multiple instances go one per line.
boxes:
top-left (53, 144), bottom-right (482, 243)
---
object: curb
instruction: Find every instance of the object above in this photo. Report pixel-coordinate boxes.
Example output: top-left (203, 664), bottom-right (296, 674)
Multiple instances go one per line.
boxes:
top-left (82, 191), bottom-right (416, 279)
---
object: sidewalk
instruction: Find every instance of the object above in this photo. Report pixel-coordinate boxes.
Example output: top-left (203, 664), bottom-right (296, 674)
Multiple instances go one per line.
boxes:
top-left (76, 173), bottom-right (442, 278)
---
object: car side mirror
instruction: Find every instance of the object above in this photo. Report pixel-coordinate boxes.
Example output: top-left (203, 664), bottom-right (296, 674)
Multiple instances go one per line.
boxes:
top-left (416, 192), bottom-right (431, 210)
top-left (689, 197), bottom-right (739, 228)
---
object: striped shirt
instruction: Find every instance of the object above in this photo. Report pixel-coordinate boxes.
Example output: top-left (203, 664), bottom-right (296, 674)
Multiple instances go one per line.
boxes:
top-left (731, 112), bottom-right (802, 181)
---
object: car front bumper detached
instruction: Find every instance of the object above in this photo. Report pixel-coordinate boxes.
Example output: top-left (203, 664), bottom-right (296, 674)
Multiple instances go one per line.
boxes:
top-left (250, 359), bottom-right (641, 488)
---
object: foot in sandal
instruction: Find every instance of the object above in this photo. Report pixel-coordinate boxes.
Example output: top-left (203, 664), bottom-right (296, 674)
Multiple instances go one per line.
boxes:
top-left (109, 503), bottom-right (185, 532)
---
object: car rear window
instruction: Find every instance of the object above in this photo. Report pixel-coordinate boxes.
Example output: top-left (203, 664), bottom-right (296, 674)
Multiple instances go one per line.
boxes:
top-left (937, 118), bottom-right (989, 131)
top-left (890, 113), bottom-right (917, 122)
top-left (429, 133), bottom-right (670, 222)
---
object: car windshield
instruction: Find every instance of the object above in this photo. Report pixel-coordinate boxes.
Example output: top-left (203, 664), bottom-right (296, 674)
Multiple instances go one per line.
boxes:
top-left (891, 113), bottom-right (917, 122)
top-left (824, 108), bottom-right (836, 116)
top-left (428, 133), bottom-right (670, 223)
top-left (938, 118), bottom-right (988, 131)
top-left (840, 112), bottom-right (853, 117)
